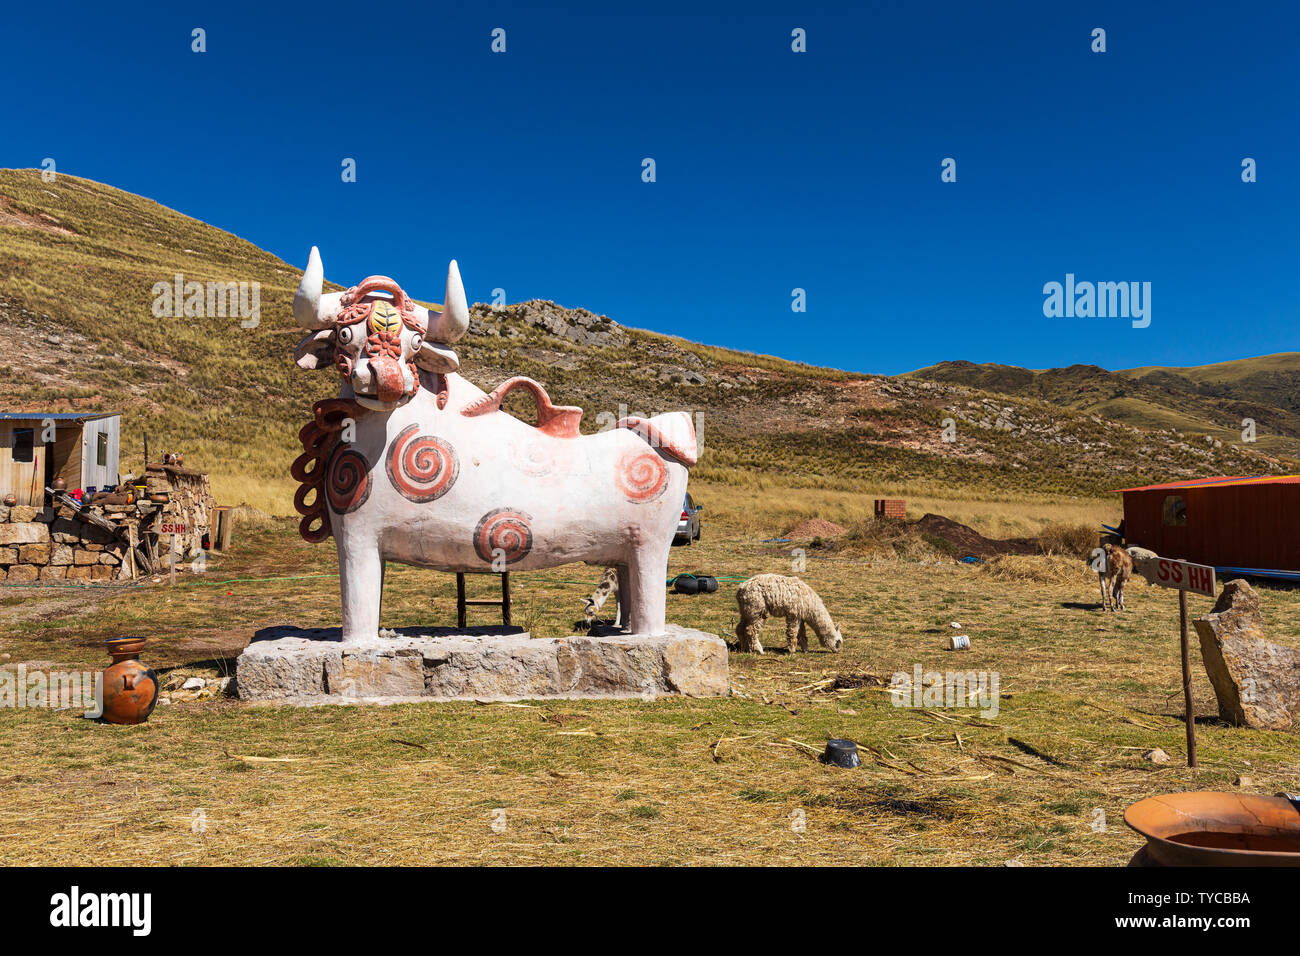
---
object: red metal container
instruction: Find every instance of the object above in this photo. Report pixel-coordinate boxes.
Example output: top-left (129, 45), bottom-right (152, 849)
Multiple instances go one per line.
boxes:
top-left (1117, 475), bottom-right (1300, 576)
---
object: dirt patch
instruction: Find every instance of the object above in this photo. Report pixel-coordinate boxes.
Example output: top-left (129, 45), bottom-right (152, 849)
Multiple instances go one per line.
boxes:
top-left (786, 518), bottom-right (847, 539)
top-left (0, 587), bottom-right (120, 627)
top-left (913, 513), bottom-right (1038, 560)
top-left (829, 672), bottom-right (889, 690)
top-left (0, 195), bottom-right (76, 235)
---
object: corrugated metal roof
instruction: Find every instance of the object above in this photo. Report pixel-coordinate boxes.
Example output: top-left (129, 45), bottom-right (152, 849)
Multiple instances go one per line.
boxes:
top-left (0, 412), bottom-right (118, 421)
top-left (1113, 474), bottom-right (1300, 493)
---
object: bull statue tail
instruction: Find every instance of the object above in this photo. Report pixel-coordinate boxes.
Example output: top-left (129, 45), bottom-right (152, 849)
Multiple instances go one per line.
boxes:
top-left (616, 412), bottom-right (698, 467)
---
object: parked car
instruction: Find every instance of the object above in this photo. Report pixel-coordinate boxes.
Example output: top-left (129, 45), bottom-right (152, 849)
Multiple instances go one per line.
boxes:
top-left (674, 493), bottom-right (703, 545)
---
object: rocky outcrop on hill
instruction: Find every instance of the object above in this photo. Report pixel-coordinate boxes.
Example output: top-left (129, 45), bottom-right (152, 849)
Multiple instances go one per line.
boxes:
top-left (470, 300), bottom-right (626, 348)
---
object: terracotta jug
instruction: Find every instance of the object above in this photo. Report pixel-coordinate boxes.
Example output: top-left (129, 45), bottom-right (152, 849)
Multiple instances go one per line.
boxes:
top-left (101, 637), bottom-right (159, 725)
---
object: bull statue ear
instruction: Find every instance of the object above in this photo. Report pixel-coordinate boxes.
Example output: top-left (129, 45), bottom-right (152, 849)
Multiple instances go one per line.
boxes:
top-left (414, 340), bottom-right (460, 374)
top-left (294, 328), bottom-right (336, 369)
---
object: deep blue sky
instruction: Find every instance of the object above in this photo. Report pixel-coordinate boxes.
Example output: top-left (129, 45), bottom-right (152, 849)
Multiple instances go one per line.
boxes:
top-left (5, 1), bottom-right (1297, 374)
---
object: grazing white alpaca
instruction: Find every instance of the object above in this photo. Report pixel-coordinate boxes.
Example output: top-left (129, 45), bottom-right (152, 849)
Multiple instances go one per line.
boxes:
top-left (735, 573), bottom-right (843, 654)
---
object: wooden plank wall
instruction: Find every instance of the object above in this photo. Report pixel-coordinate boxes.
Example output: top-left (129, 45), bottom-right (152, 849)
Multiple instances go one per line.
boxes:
top-left (52, 425), bottom-right (82, 490)
top-left (0, 422), bottom-right (46, 506)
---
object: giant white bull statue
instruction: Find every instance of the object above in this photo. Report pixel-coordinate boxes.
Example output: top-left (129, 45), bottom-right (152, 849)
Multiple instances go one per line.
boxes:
top-left (290, 248), bottom-right (697, 642)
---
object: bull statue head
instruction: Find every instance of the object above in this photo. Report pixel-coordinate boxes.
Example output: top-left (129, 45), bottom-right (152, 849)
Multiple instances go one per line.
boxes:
top-left (292, 246), bottom-right (470, 410)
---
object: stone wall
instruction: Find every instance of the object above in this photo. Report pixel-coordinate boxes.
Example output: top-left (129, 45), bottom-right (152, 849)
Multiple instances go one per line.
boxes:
top-left (0, 465), bottom-right (217, 584)
top-left (0, 504), bottom-right (125, 583)
top-left (146, 465), bottom-right (215, 559)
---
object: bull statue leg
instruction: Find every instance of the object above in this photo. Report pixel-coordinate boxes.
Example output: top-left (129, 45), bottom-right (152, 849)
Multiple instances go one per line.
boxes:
top-left (614, 564), bottom-right (631, 629)
top-left (338, 541), bottom-right (384, 642)
top-left (623, 540), bottom-right (670, 636)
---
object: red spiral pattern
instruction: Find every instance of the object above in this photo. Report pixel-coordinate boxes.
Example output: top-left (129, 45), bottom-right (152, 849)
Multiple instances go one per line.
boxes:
top-left (326, 448), bottom-right (371, 514)
top-left (615, 450), bottom-right (668, 503)
top-left (385, 424), bottom-right (459, 502)
top-left (473, 508), bottom-right (533, 566)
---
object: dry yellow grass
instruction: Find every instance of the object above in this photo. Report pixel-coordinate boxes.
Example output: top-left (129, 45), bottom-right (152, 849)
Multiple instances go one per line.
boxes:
top-left (0, 501), bottom-right (1296, 866)
top-left (691, 481), bottom-right (1117, 541)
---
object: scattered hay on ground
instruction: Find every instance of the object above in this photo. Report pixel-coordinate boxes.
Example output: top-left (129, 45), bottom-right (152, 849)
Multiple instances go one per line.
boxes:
top-left (978, 554), bottom-right (1088, 585)
top-left (1036, 523), bottom-right (1098, 558)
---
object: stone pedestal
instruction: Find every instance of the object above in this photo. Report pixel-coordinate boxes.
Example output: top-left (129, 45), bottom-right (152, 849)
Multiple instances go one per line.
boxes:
top-left (235, 624), bottom-right (729, 704)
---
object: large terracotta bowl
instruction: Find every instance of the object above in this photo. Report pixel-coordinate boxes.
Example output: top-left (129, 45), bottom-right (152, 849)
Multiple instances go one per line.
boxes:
top-left (1125, 792), bottom-right (1300, 866)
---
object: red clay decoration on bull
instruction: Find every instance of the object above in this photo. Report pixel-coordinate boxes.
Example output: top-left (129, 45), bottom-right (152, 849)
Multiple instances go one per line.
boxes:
top-left (473, 508), bottom-right (534, 565)
top-left (326, 447), bottom-right (372, 514)
top-left (616, 450), bottom-right (669, 503)
top-left (292, 398), bottom-right (367, 543)
top-left (386, 425), bottom-right (459, 502)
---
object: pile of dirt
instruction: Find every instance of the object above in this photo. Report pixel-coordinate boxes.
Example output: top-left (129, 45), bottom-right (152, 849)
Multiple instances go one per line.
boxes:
top-left (913, 513), bottom-right (1038, 561)
top-left (786, 518), bottom-right (847, 539)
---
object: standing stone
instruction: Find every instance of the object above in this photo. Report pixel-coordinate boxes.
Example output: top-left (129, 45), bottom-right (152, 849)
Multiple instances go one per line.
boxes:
top-left (1194, 579), bottom-right (1300, 731)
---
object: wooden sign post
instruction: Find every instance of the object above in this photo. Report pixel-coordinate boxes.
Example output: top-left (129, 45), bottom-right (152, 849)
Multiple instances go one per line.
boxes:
top-left (160, 518), bottom-right (187, 586)
top-left (1146, 557), bottom-right (1217, 767)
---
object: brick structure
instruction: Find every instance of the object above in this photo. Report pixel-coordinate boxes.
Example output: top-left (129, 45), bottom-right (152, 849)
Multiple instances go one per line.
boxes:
top-left (874, 498), bottom-right (906, 520)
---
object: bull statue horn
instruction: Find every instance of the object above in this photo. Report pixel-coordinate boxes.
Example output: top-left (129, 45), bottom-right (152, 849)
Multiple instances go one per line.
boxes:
top-left (292, 246), bottom-right (341, 329)
top-left (426, 259), bottom-right (470, 343)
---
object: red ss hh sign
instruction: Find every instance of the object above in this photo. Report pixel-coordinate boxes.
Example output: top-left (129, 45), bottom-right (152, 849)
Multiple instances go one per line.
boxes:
top-left (159, 522), bottom-right (188, 535)
top-left (1153, 558), bottom-right (1217, 598)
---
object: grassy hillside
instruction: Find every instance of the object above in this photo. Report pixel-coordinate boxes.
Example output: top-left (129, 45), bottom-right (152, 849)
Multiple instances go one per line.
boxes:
top-left (1, 168), bottom-right (1294, 519)
top-left (909, 357), bottom-right (1300, 461)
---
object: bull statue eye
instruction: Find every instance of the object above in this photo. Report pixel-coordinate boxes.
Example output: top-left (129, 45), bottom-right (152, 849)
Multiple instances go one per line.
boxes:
top-left (337, 325), bottom-right (353, 345)
top-left (410, 333), bottom-right (423, 353)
